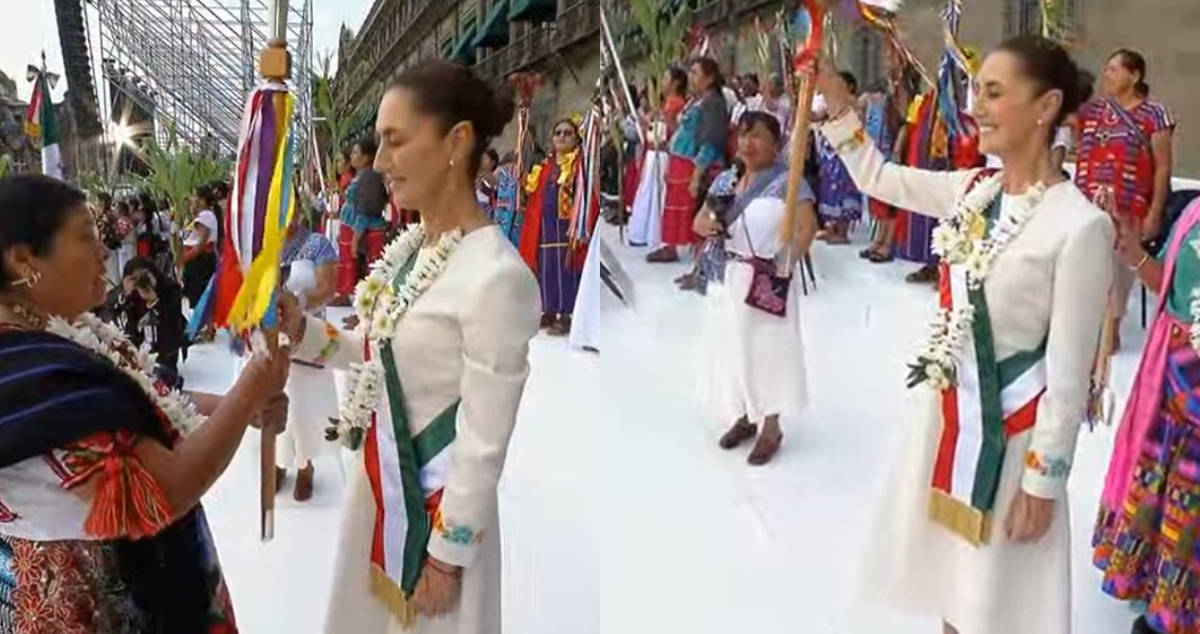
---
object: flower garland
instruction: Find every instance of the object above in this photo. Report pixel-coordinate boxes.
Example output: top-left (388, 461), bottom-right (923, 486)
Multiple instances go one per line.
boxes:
top-left (912, 172), bottom-right (1047, 390)
top-left (329, 225), bottom-right (464, 448)
top-left (45, 312), bottom-right (204, 436)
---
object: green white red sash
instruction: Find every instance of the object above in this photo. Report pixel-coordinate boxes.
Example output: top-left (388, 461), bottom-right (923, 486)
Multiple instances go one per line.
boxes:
top-left (929, 261), bottom-right (1046, 546)
top-left (364, 340), bottom-right (459, 625)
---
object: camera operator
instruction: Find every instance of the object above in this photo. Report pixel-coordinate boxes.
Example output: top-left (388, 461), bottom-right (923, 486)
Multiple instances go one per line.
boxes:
top-left (99, 257), bottom-right (188, 387)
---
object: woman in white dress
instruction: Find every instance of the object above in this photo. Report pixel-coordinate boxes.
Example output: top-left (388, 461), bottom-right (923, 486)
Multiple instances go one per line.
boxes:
top-left (278, 60), bottom-right (540, 634)
top-left (276, 209), bottom-right (340, 501)
top-left (694, 111), bottom-right (816, 465)
top-left (817, 37), bottom-right (1113, 634)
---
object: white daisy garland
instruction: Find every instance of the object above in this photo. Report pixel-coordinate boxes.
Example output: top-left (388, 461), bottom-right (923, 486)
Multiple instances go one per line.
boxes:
top-left (913, 171), bottom-right (1047, 390)
top-left (331, 225), bottom-right (463, 448)
top-left (45, 312), bottom-right (204, 436)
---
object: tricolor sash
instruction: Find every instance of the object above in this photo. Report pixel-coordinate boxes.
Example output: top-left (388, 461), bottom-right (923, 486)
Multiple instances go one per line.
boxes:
top-left (928, 199), bottom-right (1046, 546)
top-left (364, 341), bottom-right (459, 625)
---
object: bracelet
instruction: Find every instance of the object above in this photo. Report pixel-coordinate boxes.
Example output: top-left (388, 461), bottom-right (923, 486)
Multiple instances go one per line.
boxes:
top-left (1134, 252), bottom-right (1151, 270)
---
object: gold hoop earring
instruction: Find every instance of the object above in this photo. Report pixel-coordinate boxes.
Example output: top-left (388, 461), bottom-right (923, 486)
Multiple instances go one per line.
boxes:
top-left (12, 270), bottom-right (41, 289)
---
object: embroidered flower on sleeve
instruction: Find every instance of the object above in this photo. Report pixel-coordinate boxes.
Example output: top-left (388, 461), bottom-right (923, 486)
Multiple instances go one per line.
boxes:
top-left (433, 507), bottom-right (483, 546)
top-left (1024, 450), bottom-right (1071, 479)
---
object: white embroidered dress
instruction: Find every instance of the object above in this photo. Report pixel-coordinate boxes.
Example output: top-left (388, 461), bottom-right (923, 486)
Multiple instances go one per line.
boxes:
top-left (292, 225), bottom-right (540, 634)
top-left (819, 113), bottom-right (1113, 634)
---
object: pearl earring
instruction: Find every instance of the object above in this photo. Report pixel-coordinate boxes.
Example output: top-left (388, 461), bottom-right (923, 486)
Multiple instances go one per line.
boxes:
top-left (449, 159), bottom-right (456, 168)
top-left (1037, 118), bottom-right (1044, 126)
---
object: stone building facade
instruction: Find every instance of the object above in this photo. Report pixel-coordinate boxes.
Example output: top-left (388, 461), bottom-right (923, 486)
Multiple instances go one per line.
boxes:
top-left (335, 0), bottom-right (1199, 176)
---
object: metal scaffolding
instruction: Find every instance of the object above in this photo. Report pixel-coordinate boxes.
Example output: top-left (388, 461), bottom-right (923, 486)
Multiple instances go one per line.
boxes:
top-left (88, 0), bottom-right (313, 157)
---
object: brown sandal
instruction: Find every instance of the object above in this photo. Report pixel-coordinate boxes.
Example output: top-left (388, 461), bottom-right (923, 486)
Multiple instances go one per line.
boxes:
top-left (719, 419), bottom-right (757, 450)
top-left (293, 462), bottom-right (314, 502)
top-left (747, 428), bottom-right (782, 465)
top-left (645, 246), bottom-right (679, 263)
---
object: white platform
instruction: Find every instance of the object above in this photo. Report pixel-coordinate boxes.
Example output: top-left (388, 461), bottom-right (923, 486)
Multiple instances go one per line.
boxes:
top-left (188, 224), bottom-right (1142, 633)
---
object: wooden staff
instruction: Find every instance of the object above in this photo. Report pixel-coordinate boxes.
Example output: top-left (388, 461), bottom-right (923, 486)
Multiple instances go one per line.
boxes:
top-left (256, 0), bottom-right (292, 542)
top-left (778, 0), bottom-right (825, 276)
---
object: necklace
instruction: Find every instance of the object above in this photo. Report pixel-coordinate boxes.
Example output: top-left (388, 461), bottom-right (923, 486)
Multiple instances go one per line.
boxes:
top-left (332, 224), bottom-right (463, 449)
top-left (43, 312), bottom-right (203, 436)
top-left (0, 302), bottom-right (48, 330)
top-left (914, 172), bottom-right (1048, 390)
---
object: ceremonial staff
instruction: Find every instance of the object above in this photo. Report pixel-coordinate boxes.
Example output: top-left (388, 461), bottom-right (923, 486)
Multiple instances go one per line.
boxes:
top-left (191, 0), bottom-right (298, 541)
top-left (777, 0), bottom-right (824, 276)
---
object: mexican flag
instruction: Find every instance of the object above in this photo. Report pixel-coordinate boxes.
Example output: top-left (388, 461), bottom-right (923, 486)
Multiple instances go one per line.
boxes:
top-left (24, 72), bottom-right (62, 179)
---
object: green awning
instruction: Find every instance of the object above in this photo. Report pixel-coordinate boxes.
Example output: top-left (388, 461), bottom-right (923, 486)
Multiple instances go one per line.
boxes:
top-left (473, 0), bottom-right (510, 47)
top-left (508, 0), bottom-right (555, 22)
top-left (450, 23), bottom-right (479, 64)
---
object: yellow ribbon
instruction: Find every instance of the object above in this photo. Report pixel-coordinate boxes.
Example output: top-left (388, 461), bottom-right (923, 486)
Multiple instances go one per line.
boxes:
top-left (228, 91), bottom-right (296, 331)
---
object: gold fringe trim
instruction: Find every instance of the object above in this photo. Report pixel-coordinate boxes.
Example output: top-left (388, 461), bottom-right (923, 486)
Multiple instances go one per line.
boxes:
top-left (370, 564), bottom-right (418, 630)
top-left (928, 489), bottom-right (992, 547)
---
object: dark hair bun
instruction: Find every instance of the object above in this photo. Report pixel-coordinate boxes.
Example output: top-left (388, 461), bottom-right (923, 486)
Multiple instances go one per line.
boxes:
top-left (390, 60), bottom-right (516, 172)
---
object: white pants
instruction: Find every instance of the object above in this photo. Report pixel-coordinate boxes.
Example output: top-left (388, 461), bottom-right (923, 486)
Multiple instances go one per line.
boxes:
top-left (277, 363), bottom-right (338, 470)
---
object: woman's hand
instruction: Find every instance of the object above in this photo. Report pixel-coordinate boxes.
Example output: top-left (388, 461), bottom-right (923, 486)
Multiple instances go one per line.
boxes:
top-left (692, 210), bottom-right (723, 238)
top-left (235, 343), bottom-right (291, 407)
top-left (1113, 210), bottom-right (1149, 268)
top-left (813, 59), bottom-right (852, 120)
top-left (250, 393), bottom-right (288, 433)
top-left (689, 171), bottom-right (703, 198)
top-left (276, 291), bottom-right (306, 345)
top-left (410, 558), bottom-right (462, 617)
top-left (1004, 489), bottom-right (1055, 543)
top-left (1141, 213), bottom-right (1163, 242)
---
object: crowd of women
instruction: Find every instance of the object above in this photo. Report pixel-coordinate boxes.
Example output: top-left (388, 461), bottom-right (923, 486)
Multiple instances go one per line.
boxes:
top-left (0, 26), bottom-right (1195, 634)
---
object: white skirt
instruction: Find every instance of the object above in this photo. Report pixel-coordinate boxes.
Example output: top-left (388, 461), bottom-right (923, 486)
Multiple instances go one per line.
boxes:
top-left (859, 387), bottom-right (1071, 634)
top-left (323, 462), bottom-right (502, 634)
top-left (696, 261), bottom-right (808, 426)
top-left (626, 150), bottom-right (669, 247)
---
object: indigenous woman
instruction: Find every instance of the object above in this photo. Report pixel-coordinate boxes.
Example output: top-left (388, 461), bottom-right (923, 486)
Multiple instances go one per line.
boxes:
top-left (645, 57), bottom-right (729, 264)
top-left (277, 60), bottom-right (540, 634)
top-left (626, 68), bottom-right (688, 249)
top-left (1093, 200), bottom-right (1200, 634)
top-left (1075, 49), bottom-right (1176, 345)
top-left (815, 71), bottom-right (863, 245)
top-left (818, 37), bottom-right (1112, 634)
top-left (277, 209), bottom-right (339, 502)
top-left (519, 118), bottom-right (585, 336)
top-left (181, 185), bottom-right (221, 342)
top-left (0, 174), bottom-right (289, 632)
top-left (694, 111), bottom-right (816, 466)
top-left (335, 138), bottom-right (389, 305)
top-left (491, 152), bottom-right (521, 246)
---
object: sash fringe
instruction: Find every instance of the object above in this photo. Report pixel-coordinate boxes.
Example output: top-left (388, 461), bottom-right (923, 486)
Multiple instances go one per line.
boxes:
top-left (84, 454), bottom-right (173, 540)
top-left (929, 488), bottom-right (991, 547)
top-left (371, 564), bottom-right (418, 630)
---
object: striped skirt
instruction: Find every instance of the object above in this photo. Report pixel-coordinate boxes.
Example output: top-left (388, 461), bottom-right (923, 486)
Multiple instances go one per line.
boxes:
top-left (1094, 322), bottom-right (1200, 634)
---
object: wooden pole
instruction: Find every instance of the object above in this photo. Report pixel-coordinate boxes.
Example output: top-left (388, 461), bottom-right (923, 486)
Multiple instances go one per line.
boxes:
top-left (778, 71), bottom-right (817, 276)
top-left (256, 0), bottom-right (292, 543)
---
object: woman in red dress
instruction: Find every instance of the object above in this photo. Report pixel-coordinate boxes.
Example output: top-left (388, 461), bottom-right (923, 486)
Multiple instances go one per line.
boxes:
top-left (1075, 49), bottom-right (1176, 345)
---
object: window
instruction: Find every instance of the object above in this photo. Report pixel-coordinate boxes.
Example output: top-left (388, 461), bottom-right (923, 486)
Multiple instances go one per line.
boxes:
top-left (851, 27), bottom-right (882, 92)
top-left (1005, 0), bottom-right (1082, 41)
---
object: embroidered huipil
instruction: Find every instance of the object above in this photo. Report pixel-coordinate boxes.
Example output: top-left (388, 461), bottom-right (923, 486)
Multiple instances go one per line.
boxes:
top-left (822, 111), bottom-right (1114, 634)
top-left (291, 225), bottom-right (540, 634)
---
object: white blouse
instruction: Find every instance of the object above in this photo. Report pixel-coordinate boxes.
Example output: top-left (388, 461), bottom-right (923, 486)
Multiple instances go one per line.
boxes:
top-left (820, 112), bottom-right (1115, 500)
top-left (293, 225), bottom-right (541, 565)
